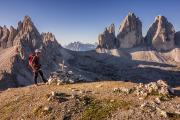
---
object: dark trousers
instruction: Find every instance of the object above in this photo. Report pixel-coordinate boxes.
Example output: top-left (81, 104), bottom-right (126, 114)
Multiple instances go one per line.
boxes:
top-left (34, 70), bottom-right (47, 84)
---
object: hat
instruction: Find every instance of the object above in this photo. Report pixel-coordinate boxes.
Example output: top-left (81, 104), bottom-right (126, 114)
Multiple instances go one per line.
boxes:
top-left (35, 49), bottom-right (41, 53)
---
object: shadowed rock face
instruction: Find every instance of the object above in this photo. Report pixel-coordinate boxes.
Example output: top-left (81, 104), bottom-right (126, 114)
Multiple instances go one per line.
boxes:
top-left (175, 31), bottom-right (180, 47)
top-left (0, 26), bottom-right (3, 47)
top-left (7, 26), bottom-right (17, 47)
top-left (145, 16), bottom-right (175, 51)
top-left (117, 12), bottom-right (143, 48)
top-left (0, 26), bottom-right (3, 39)
top-left (98, 24), bottom-right (118, 49)
top-left (0, 25), bottom-right (10, 48)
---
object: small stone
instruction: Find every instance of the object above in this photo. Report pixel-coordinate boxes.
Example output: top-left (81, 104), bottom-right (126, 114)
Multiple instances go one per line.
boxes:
top-left (57, 82), bottom-right (61, 85)
top-left (43, 106), bottom-right (52, 111)
top-left (142, 93), bottom-right (148, 97)
top-left (113, 88), bottom-right (118, 92)
top-left (71, 94), bottom-right (76, 98)
top-left (96, 84), bottom-right (103, 88)
top-left (69, 79), bottom-right (75, 84)
top-left (68, 71), bottom-right (73, 75)
top-left (160, 110), bottom-right (168, 118)
top-left (140, 102), bottom-right (148, 108)
top-left (155, 97), bottom-right (161, 104)
top-left (177, 104), bottom-right (180, 109)
top-left (47, 96), bottom-right (53, 101)
top-left (110, 99), bottom-right (115, 102)
top-left (139, 97), bottom-right (144, 100)
top-left (51, 91), bottom-right (56, 97)
top-left (79, 90), bottom-right (85, 94)
top-left (57, 80), bottom-right (63, 85)
top-left (156, 107), bottom-right (168, 118)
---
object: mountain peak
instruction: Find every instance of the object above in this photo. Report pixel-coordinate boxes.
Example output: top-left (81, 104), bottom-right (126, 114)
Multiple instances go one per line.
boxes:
top-left (23, 15), bottom-right (32, 22)
top-left (117, 12), bottom-right (143, 48)
top-left (155, 15), bottom-right (167, 22)
top-left (128, 12), bottom-right (135, 16)
top-left (145, 15), bottom-right (175, 51)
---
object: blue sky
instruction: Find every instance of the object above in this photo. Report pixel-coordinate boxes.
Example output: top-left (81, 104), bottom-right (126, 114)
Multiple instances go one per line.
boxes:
top-left (0, 0), bottom-right (180, 45)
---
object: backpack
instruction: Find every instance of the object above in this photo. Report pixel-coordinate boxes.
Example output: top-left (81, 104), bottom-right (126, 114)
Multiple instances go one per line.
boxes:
top-left (28, 53), bottom-right (35, 66)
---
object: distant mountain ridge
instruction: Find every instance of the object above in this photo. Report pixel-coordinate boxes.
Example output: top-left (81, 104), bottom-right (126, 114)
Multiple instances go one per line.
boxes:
top-left (64, 41), bottom-right (97, 51)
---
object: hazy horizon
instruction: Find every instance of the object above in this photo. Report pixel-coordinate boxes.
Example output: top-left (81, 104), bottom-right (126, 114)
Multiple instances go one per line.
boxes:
top-left (0, 0), bottom-right (180, 45)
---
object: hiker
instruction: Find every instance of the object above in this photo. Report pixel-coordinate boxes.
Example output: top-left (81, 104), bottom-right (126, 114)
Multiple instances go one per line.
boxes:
top-left (29, 49), bottom-right (47, 85)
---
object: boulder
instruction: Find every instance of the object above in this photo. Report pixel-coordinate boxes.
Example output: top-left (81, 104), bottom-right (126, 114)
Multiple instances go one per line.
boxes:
top-left (117, 12), bottom-right (143, 48)
top-left (145, 16), bottom-right (175, 51)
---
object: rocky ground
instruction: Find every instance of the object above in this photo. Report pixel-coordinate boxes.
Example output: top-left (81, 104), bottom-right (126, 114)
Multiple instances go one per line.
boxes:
top-left (0, 81), bottom-right (179, 120)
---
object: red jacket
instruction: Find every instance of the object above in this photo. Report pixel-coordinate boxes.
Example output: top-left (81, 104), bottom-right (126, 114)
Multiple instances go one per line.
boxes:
top-left (31, 56), bottom-right (41, 71)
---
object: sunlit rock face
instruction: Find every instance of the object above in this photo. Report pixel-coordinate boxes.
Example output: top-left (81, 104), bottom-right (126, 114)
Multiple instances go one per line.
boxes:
top-left (117, 12), bottom-right (143, 48)
top-left (145, 16), bottom-right (175, 51)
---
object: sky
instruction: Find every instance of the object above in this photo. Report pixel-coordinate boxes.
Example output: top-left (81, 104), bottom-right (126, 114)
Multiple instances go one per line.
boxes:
top-left (0, 0), bottom-right (180, 45)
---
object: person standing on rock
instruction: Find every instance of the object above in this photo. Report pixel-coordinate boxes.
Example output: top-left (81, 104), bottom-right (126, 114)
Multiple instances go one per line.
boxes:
top-left (29, 49), bottom-right (47, 85)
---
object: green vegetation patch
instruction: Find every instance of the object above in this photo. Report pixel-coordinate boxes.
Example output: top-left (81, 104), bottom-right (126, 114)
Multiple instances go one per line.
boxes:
top-left (81, 99), bottom-right (131, 120)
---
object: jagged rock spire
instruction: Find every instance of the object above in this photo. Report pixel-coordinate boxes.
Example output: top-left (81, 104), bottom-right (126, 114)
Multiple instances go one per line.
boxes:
top-left (7, 26), bottom-right (17, 47)
top-left (145, 15), bottom-right (175, 51)
top-left (14, 16), bottom-right (42, 51)
top-left (117, 12), bottom-right (143, 48)
top-left (0, 25), bottom-right (10, 48)
top-left (97, 23), bottom-right (118, 49)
